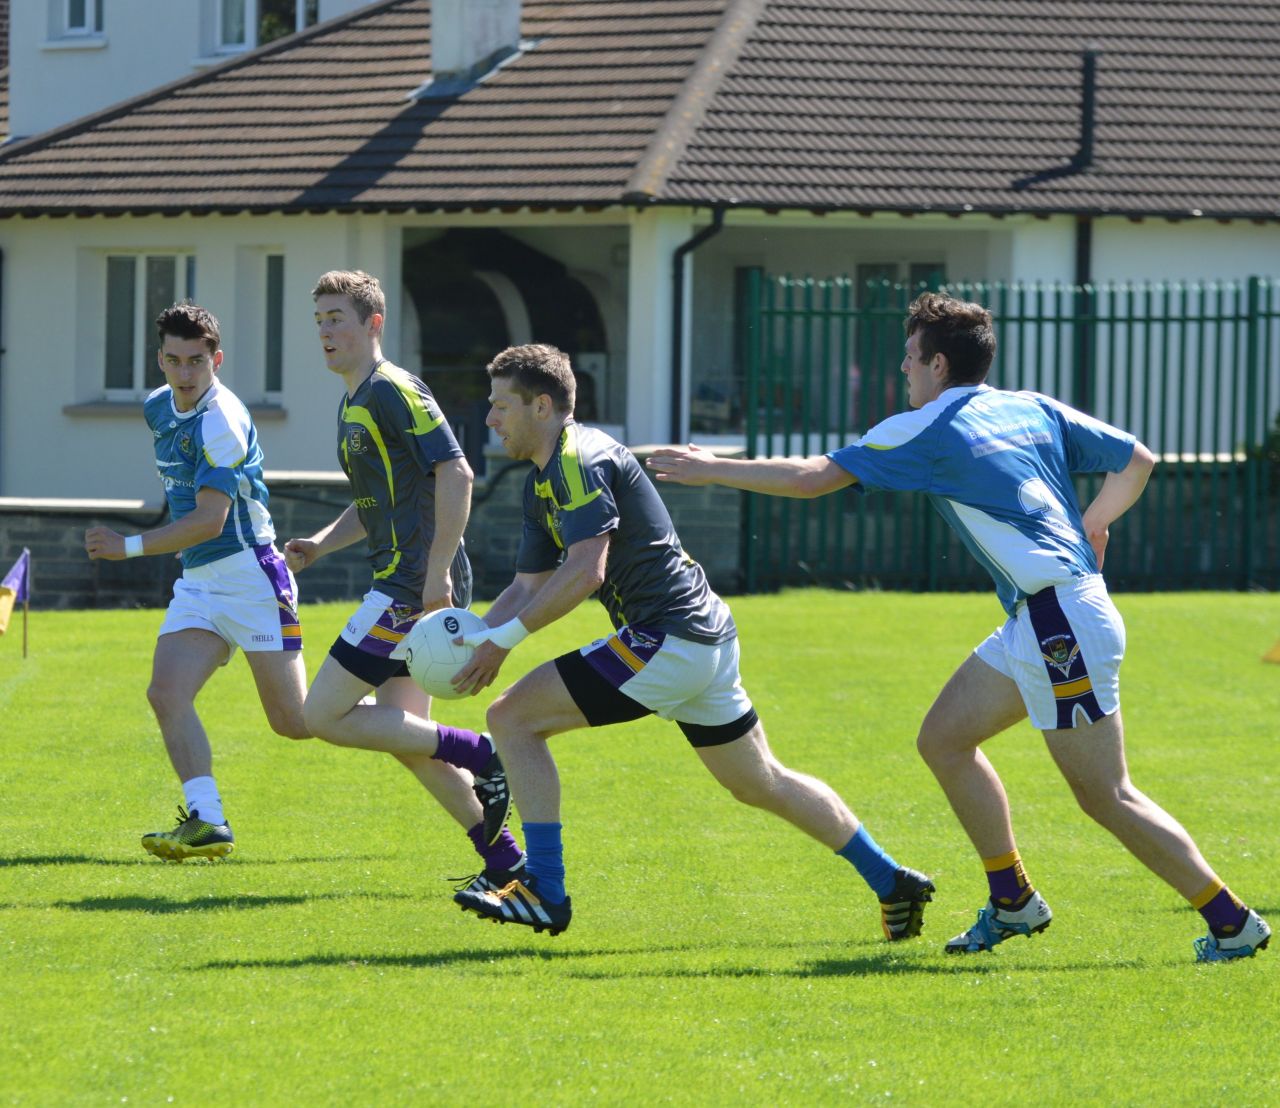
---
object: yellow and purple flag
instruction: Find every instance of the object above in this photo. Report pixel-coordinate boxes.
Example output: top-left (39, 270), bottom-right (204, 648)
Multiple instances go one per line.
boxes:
top-left (0, 548), bottom-right (30, 635)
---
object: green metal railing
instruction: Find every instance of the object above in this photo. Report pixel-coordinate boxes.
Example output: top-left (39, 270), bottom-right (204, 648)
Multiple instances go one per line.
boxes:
top-left (743, 275), bottom-right (1280, 593)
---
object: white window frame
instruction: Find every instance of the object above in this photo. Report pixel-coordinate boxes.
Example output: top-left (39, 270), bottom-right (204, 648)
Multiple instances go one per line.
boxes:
top-left (63, 0), bottom-right (104, 35)
top-left (103, 253), bottom-right (196, 399)
top-left (213, 0), bottom-right (320, 53)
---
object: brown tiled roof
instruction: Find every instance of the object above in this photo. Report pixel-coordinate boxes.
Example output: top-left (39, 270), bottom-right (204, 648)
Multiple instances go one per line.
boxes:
top-left (0, 0), bottom-right (1276, 220)
top-left (660, 0), bottom-right (1280, 219)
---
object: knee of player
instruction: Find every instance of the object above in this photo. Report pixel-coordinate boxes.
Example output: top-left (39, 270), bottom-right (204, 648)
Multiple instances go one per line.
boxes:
top-left (485, 691), bottom-right (520, 739)
top-left (915, 725), bottom-right (941, 764)
top-left (301, 698), bottom-right (338, 740)
top-left (270, 712), bottom-right (311, 741)
top-left (1071, 777), bottom-right (1134, 822)
top-left (146, 680), bottom-right (186, 717)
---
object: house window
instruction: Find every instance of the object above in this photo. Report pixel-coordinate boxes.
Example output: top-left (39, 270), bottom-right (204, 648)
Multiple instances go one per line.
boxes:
top-left (64, 0), bottom-right (104, 35)
top-left (264, 254), bottom-right (285, 394)
top-left (217, 0), bottom-right (321, 51)
top-left (104, 254), bottom-right (196, 395)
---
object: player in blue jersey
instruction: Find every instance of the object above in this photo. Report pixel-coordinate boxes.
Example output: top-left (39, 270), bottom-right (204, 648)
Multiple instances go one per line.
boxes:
top-left (283, 270), bottom-right (524, 894)
top-left (449, 343), bottom-right (933, 939)
top-left (648, 292), bottom-right (1270, 963)
top-left (84, 302), bottom-right (308, 860)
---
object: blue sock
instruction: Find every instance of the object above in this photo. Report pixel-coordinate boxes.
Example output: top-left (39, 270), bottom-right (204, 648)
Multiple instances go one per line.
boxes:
top-left (837, 825), bottom-right (900, 898)
top-left (522, 821), bottom-right (566, 904)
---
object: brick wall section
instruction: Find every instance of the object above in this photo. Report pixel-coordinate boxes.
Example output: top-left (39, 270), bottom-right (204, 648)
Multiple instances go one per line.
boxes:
top-left (0, 449), bottom-right (745, 610)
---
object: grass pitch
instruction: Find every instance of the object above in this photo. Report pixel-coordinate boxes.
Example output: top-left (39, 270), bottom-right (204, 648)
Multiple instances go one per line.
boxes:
top-left (1, 591), bottom-right (1276, 1105)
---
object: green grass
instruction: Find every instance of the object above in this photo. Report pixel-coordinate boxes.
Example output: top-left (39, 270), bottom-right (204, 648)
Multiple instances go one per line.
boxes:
top-left (1, 591), bottom-right (1277, 1105)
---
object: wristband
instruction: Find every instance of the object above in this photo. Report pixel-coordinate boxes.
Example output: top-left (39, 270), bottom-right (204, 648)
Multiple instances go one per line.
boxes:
top-left (488, 617), bottom-right (530, 650)
top-left (124, 534), bottom-right (145, 559)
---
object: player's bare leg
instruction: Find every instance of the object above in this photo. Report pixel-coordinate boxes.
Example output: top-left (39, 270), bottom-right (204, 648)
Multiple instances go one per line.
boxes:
top-left (916, 653), bottom-right (1028, 858)
top-left (302, 655), bottom-right (444, 757)
top-left (698, 722), bottom-right (933, 938)
top-left (142, 629), bottom-right (235, 860)
top-left (244, 649), bottom-right (309, 740)
top-left (917, 654), bottom-right (1052, 952)
top-left (147, 628), bottom-right (228, 781)
top-left (1045, 705), bottom-right (1267, 960)
top-left (696, 723), bottom-right (856, 849)
top-left (454, 662), bottom-right (589, 934)
top-left (1043, 711), bottom-right (1217, 897)
top-left (376, 675), bottom-right (485, 829)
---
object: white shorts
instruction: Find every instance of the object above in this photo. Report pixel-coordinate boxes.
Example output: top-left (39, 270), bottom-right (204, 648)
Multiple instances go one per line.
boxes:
top-left (159, 546), bottom-right (302, 661)
top-left (576, 627), bottom-right (754, 730)
top-left (974, 573), bottom-right (1124, 731)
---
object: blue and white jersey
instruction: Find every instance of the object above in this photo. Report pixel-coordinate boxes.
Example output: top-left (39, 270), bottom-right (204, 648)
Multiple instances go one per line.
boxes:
top-left (143, 379), bottom-right (276, 569)
top-left (828, 385), bottom-right (1135, 616)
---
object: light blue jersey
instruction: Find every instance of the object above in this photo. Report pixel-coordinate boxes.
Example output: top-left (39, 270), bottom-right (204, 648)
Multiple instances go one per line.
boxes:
top-left (828, 385), bottom-right (1135, 617)
top-left (143, 379), bottom-right (276, 569)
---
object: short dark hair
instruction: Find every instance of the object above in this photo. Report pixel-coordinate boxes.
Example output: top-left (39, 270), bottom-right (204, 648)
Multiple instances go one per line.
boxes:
top-left (486, 344), bottom-right (576, 414)
top-left (311, 269), bottom-right (386, 324)
top-left (906, 292), bottom-right (996, 384)
top-left (156, 301), bottom-right (221, 353)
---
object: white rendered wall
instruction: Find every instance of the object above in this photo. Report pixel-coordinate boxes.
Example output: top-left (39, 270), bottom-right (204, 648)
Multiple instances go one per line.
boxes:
top-left (7, 1), bottom-right (375, 140)
top-left (0, 210), bottom-right (394, 499)
top-left (625, 207), bottom-right (693, 445)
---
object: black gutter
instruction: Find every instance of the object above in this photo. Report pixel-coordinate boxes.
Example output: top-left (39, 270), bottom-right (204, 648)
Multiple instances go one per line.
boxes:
top-left (670, 206), bottom-right (726, 442)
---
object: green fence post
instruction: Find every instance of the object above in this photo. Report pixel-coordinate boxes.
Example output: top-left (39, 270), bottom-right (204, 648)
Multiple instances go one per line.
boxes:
top-left (743, 268), bottom-right (761, 592)
top-left (1243, 275), bottom-right (1261, 587)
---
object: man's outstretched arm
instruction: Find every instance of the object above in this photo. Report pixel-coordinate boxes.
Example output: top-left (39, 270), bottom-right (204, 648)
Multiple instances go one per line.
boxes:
top-left (646, 444), bottom-right (858, 498)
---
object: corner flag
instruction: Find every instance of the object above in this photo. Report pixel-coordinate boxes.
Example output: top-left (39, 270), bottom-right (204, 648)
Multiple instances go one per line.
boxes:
top-left (0, 547), bottom-right (31, 636)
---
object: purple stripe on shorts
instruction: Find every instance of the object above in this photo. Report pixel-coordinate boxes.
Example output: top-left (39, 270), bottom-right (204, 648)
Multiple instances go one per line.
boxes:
top-left (1026, 588), bottom-right (1103, 728)
top-left (359, 602), bottom-right (423, 660)
top-left (581, 626), bottom-right (665, 690)
top-left (255, 543), bottom-right (303, 651)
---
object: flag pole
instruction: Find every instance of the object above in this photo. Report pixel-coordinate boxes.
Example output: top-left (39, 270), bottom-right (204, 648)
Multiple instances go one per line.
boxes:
top-left (22, 598), bottom-right (29, 659)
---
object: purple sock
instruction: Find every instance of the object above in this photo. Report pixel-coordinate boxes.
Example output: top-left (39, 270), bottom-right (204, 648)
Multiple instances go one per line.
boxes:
top-left (468, 823), bottom-right (523, 872)
top-left (432, 725), bottom-right (493, 776)
top-left (1199, 886), bottom-right (1248, 937)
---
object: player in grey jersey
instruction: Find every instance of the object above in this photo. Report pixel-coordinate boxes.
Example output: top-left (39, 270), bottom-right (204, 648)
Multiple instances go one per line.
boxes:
top-left (451, 343), bottom-right (931, 938)
top-left (285, 270), bottom-right (522, 894)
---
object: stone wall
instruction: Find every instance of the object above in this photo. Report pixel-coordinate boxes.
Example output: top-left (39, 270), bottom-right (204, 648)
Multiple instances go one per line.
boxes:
top-left (0, 449), bottom-right (746, 610)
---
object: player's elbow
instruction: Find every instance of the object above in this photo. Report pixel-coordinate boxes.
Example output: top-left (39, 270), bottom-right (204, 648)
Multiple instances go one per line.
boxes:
top-left (1131, 441), bottom-right (1156, 474)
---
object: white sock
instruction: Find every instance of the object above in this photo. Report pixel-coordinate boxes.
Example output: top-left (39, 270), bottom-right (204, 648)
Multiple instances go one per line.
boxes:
top-left (182, 776), bottom-right (225, 825)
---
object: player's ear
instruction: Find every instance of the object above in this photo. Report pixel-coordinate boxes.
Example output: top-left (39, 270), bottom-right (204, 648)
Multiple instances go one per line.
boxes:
top-left (212, 349), bottom-right (224, 370)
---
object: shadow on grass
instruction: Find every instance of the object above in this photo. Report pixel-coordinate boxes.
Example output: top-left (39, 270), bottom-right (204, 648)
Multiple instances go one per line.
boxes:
top-left (196, 944), bottom-right (705, 970)
top-left (0, 853), bottom-right (388, 868)
top-left (49, 892), bottom-right (412, 913)
top-left (563, 953), bottom-right (1147, 979)
top-left (193, 946), bottom-right (1146, 976)
top-left (0, 854), bottom-right (144, 867)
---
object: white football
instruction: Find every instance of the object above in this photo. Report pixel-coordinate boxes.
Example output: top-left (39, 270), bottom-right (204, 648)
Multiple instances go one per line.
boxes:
top-left (400, 606), bottom-right (485, 700)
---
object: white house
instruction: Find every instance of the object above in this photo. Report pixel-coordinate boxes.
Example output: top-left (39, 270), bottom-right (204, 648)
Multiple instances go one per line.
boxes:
top-left (0, 0), bottom-right (1276, 501)
top-left (5, 0), bottom-right (371, 141)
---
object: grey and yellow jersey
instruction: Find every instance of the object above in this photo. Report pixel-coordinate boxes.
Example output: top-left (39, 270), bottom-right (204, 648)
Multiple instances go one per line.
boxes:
top-left (337, 361), bottom-right (471, 607)
top-left (516, 422), bottom-right (734, 644)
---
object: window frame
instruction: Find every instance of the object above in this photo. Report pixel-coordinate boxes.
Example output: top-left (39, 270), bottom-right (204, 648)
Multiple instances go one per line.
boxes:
top-left (214, 0), bottom-right (320, 53)
top-left (61, 0), bottom-right (104, 37)
top-left (103, 252), bottom-right (197, 400)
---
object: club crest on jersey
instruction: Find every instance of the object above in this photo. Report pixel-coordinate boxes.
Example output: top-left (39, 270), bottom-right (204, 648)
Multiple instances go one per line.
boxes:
top-left (178, 432), bottom-right (194, 458)
top-left (347, 428), bottom-right (368, 454)
top-left (388, 604), bottom-right (419, 629)
top-left (1039, 634), bottom-right (1080, 677)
